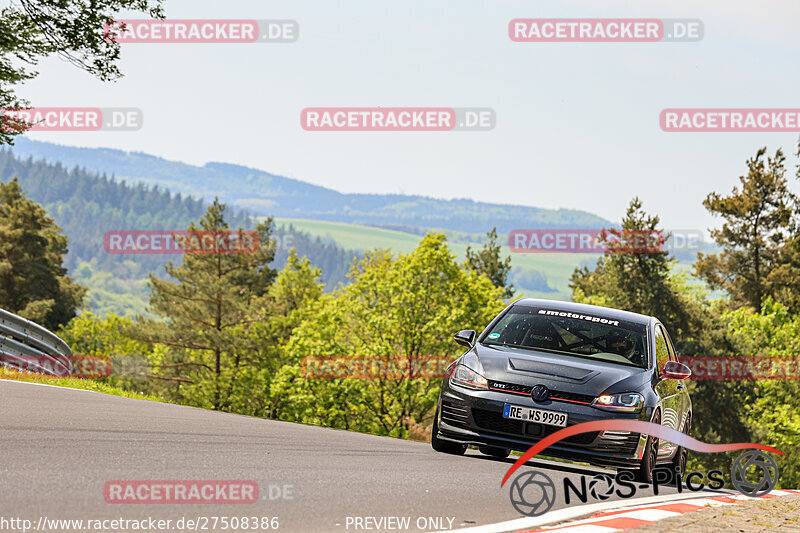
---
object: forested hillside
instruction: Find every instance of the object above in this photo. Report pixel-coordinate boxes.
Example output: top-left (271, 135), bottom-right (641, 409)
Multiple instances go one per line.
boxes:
top-left (0, 150), bottom-right (359, 315)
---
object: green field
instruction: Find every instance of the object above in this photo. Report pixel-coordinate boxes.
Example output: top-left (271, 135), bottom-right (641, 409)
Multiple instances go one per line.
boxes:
top-left (277, 218), bottom-right (422, 253)
top-left (274, 218), bottom-right (601, 300)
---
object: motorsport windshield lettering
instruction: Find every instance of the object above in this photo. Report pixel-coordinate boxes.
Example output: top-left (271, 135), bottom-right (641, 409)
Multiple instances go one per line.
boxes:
top-left (538, 309), bottom-right (620, 327)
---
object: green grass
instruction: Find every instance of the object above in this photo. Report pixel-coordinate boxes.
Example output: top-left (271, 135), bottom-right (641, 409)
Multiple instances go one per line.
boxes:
top-left (277, 218), bottom-right (423, 253)
top-left (275, 217), bottom-right (598, 300)
top-left (0, 371), bottom-right (167, 402)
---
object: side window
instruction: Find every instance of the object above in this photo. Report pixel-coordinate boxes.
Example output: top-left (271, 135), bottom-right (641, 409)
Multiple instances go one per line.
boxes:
top-left (663, 327), bottom-right (679, 363)
top-left (654, 326), bottom-right (670, 374)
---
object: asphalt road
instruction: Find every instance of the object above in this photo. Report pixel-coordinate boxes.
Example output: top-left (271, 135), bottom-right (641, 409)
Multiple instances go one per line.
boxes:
top-left (0, 380), bottom-right (688, 532)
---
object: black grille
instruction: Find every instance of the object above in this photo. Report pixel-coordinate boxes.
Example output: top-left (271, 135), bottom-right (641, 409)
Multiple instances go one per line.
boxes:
top-left (548, 391), bottom-right (595, 404)
top-left (488, 380), bottom-right (595, 404)
top-left (488, 380), bottom-right (531, 395)
top-left (566, 432), bottom-right (599, 445)
top-left (525, 423), bottom-right (545, 437)
top-left (472, 408), bottom-right (524, 434)
top-left (595, 432), bottom-right (641, 454)
top-left (541, 424), bottom-right (599, 445)
top-left (440, 401), bottom-right (470, 428)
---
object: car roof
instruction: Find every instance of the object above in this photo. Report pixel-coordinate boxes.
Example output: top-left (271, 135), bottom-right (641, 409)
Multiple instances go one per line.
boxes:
top-left (511, 298), bottom-right (656, 326)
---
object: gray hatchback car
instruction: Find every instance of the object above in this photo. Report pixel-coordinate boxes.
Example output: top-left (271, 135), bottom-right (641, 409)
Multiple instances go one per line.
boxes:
top-left (432, 299), bottom-right (693, 482)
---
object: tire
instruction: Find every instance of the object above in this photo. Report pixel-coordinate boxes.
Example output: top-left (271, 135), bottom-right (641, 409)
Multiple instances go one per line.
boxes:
top-left (671, 447), bottom-right (688, 482)
top-left (634, 410), bottom-right (661, 483)
top-left (671, 415), bottom-right (691, 482)
top-left (479, 445), bottom-right (510, 459)
top-left (431, 408), bottom-right (467, 455)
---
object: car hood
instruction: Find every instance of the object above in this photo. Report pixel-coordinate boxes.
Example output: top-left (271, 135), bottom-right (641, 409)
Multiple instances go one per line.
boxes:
top-left (469, 343), bottom-right (650, 397)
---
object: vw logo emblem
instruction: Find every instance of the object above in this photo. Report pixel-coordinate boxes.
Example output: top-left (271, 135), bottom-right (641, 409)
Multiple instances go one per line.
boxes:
top-left (531, 385), bottom-right (549, 402)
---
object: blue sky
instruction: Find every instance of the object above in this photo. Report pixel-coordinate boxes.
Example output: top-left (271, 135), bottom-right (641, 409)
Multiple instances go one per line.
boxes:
top-left (16, 0), bottom-right (800, 232)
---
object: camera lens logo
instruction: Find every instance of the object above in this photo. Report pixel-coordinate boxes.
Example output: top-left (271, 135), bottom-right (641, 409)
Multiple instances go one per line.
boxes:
top-left (509, 471), bottom-right (556, 516)
top-left (731, 450), bottom-right (779, 497)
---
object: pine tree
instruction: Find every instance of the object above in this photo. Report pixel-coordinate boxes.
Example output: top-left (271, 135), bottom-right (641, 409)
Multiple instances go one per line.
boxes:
top-left (570, 197), bottom-right (702, 349)
top-left (0, 178), bottom-right (86, 330)
top-left (132, 198), bottom-right (277, 410)
top-left (695, 147), bottom-right (797, 310)
top-left (464, 227), bottom-right (515, 299)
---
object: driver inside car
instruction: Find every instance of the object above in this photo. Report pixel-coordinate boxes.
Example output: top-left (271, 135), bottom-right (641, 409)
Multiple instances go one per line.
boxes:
top-left (606, 331), bottom-right (635, 357)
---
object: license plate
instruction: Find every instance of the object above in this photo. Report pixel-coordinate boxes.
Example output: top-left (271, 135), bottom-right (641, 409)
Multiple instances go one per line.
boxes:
top-left (503, 404), bottom-right (568, 427)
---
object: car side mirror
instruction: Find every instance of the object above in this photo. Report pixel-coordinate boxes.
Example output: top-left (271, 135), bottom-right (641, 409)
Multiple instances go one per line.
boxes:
top-left (663, 360), bottom-right (691, 380)
top-left (454, 330), bottom-right (476, 348)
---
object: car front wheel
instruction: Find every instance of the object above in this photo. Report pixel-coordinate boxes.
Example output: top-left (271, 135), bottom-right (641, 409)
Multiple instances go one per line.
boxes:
top-left (671, 414), bottom-right (691, 481)
top-left (633, 410), bottom-right (661, 483)
top-left (431, 407), bottom-right (467, 455)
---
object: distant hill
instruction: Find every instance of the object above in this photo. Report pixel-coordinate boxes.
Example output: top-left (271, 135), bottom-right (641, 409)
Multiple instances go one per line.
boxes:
top-left (9, 138), bottom-right (612, 234)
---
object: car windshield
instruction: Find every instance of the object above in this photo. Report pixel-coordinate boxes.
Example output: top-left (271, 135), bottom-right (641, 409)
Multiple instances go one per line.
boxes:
top-left (481, 306), bottom-right (649, 368)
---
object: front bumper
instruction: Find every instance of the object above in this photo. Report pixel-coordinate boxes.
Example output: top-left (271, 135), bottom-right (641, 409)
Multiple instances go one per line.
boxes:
top-left (437, 381), bottom-right (649, 468)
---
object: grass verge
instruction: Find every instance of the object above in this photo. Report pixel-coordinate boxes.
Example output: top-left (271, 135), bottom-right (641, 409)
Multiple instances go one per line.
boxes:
top-left (0, 369), bottom-right (166, 402)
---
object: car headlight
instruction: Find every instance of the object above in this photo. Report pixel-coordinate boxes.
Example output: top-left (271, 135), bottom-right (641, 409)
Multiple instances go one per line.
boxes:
top-left (450, 364), bottom-right (488, 390)
top-left (591, 392), bottom-right (644, 413)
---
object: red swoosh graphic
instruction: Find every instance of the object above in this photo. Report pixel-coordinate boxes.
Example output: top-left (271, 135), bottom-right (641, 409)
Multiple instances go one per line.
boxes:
top-left (501, 419), bottom-right (784, 487)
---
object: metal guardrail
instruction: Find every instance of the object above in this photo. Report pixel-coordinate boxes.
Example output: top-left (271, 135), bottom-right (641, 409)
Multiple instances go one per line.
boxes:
top-left (0, 308), bottom-right (73, 376)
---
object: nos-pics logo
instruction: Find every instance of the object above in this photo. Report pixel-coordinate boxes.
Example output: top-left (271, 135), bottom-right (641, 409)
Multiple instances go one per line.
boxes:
top-left (501, 420), bottom-right (782, 517)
